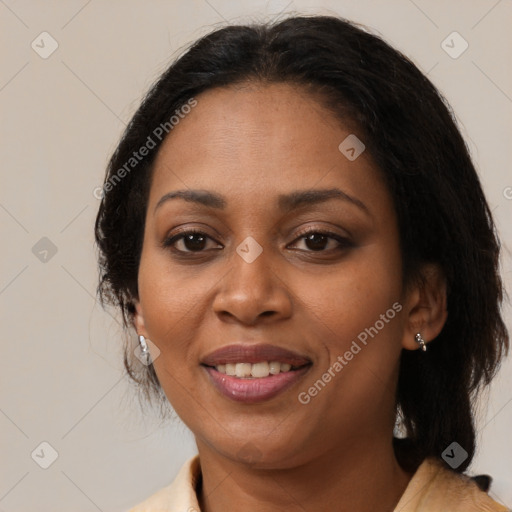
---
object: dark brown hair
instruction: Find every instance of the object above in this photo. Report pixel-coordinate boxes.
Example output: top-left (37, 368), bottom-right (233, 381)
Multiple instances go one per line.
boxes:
top-left (94, 15), bottom-right (509, 471)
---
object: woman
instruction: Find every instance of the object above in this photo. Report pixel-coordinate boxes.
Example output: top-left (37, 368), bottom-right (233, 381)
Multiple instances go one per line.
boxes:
top-left (94, 15), bottom-right (510, 511)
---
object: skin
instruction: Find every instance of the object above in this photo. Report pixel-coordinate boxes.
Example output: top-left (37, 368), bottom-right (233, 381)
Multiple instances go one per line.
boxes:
top-left (134, 82), bottom-right (447, 512)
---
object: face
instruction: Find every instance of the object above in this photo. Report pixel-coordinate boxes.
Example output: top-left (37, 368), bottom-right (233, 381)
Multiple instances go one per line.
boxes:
top-left (134, 82), bottom-right (411, 468)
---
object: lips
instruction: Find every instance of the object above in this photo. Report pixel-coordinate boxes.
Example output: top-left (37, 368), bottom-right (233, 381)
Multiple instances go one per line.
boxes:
top-left (201, 344), bottom-right (312, 403)
top-left (201, 343), bottom-right (311, 367)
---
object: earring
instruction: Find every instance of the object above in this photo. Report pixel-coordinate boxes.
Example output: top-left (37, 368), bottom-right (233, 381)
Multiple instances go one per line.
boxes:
top-left (138, 335), bottom-right (151, 364)
top-left (415, 333), bottom-right (427, 352)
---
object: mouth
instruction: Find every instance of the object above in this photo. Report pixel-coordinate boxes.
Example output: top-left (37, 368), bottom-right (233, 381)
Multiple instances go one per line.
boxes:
top-left (210, 361), bottom-right (306, 378)
top-left (201, 344), bottom-right (312, 403)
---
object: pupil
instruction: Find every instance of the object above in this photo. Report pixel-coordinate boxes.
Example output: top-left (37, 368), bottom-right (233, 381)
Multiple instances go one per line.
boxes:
top-left (305, 233), bottom-right (327, 251)
top-left (185, 234), bottom-right (206, 251)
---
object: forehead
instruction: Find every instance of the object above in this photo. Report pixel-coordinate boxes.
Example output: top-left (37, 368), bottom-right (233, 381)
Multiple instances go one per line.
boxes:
top-left (149, 82), bottom-right (387, 212)
top-left (156, 82), bottom-right (347, 163)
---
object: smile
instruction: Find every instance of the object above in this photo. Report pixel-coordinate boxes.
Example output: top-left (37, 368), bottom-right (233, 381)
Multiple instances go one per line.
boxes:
top-left (201, 343), bottom-right (312, 403)
top-left (214, 361), bottom-right (296, 378)
top-left (203, 365), bottom-right (311, 403)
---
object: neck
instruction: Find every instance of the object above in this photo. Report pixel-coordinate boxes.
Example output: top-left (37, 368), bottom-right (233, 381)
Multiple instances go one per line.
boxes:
top-left (196, 437), bottom-right (412, 512)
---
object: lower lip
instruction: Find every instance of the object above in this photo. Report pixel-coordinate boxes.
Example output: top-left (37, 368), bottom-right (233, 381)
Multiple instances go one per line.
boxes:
top-left (204, 366), bottom-right (311, 404)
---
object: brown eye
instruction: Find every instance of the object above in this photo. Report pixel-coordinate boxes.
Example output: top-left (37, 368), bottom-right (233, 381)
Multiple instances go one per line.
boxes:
top-left (180, 233), bottom-right (207, 251)
top-left (163, 230), bottom-right (222, 253)
top-left (289, 229), bottom-right (352, 252)
top-left (302, 232), bottom-right (330, 251)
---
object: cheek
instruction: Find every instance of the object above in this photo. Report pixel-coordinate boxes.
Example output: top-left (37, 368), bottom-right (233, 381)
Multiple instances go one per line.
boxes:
top-left (137, 255), bottom-right (204, 413)
top-left (136, 248), bottom-right (202, 361)
top-left (297, 244), bottom-right (403, 354)
top-left (294, 257), bottom-right (403, 427)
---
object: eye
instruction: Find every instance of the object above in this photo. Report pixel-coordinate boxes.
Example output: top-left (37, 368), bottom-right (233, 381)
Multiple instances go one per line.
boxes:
top-left (162, 227), bottom-right (351, 255)
top-left (289, 228), bottom-right (352, 252)
top-left (162, 229), bottom-right (222, 253)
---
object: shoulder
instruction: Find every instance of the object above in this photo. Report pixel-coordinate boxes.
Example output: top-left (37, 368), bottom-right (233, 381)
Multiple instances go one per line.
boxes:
top-left (395, 457), bottom-right (510, 512)
top-left (127, 455), bottom-right (201, 512)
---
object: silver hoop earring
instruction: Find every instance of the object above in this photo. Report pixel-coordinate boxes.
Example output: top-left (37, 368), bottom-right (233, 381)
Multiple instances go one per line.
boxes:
top-left (138, 335), bottom-right (150, 364)
top-left (415, 333), bottom-right (427, 352)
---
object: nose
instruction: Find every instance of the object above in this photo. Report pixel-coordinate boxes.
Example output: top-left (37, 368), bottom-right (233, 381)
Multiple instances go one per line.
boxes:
top-left (212, 244), bottom-right (293, 326)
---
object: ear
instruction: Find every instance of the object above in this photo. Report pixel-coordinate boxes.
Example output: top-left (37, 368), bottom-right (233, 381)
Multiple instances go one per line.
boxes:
top-left (132, 301), bottom-right (148, 337)
top-left (401, 264), bottom-right (448, 351)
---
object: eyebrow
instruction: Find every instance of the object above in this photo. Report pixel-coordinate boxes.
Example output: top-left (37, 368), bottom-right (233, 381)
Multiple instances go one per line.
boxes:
top-left (154, 188), bottom-right (370, 216)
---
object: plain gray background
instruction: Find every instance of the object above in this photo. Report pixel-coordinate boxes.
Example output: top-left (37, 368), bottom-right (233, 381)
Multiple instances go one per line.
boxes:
top-left (1, 0), bottom-right (511, 510)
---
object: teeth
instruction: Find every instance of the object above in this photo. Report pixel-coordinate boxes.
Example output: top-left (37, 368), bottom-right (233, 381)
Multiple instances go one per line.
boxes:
top-left (269, 361), bottom-right (281, 375)
top-left (251, 362), bottom-right (269, 378)
top-left (215, 361), bottom-right (295, 378)
top-left (235, 363), bottom-right (252, 378)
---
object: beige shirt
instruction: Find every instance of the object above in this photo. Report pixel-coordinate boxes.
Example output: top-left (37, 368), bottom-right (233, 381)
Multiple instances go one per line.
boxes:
top-left (128, 455), bottom-right (509, 511)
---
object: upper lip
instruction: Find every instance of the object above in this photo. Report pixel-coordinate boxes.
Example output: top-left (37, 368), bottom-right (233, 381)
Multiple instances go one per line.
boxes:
top-left (201, 344), bottom-right (312, 367)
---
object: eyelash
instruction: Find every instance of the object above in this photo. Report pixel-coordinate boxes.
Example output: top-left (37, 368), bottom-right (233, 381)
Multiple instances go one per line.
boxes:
top-left (162, 227), bottom-right (352, 255)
